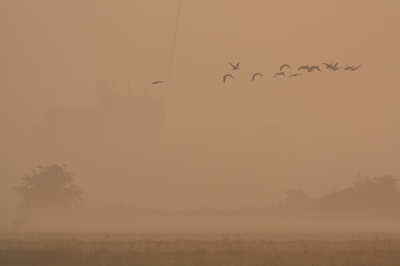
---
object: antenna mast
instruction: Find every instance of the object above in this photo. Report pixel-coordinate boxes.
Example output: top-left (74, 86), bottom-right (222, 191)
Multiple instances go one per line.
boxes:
top-left (164, 0), bottom-right (182, 97)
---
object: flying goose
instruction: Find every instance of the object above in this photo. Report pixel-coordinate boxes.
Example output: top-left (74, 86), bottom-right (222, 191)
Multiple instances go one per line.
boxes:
top-left (280, 64), bottom-right (291, 71)
top-left (322, 63), bottom-right (334, 69)
top-left (298, 65), bottom-right (320, 72)
top-left (223, 74), bottom-right (233, 83)
top-left (322, 62), bottom-right (340, 71)
top-left (310, 65), bottom-right (321, 72)
top-left (298, 65), bottom-right (312, 72)
top-left (229, 62), bottom-right (240, 70)
top-left (289, 73), bottom-right (303, 77)
top-left (152, 81), bottom-right (164, 84)
top-left (252, 73), bottom-right (263, 81)
top-left (344, 65), bottom-right (361, 71)
top-left (274, 72), bottom-right (285, 77)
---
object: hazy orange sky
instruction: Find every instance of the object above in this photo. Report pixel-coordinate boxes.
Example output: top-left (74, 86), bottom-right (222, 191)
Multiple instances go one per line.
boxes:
top-left (1, 0), bottom-right (400, 210)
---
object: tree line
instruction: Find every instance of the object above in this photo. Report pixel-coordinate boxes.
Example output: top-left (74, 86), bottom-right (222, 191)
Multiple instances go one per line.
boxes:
top-left (274, 174), bottom-right (400, 218)
top-left (12, 165), bottom-right (400, 219)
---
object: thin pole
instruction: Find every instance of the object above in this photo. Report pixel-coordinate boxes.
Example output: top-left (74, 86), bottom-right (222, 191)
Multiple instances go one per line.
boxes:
top-left (164, 0), bottom-right (182, 97)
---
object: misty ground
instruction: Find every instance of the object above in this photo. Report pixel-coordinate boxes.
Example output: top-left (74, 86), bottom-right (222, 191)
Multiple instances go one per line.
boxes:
top-left (1, 232), bottom-right (400, 266)
top-left (1, 207), bottom-right (400, 233)
top-left (1, 208), bottom-right (400, 265)
top-left (3, 174), bottom-right (400, 265)
top-left (0, 211), bottom-right (399, 265)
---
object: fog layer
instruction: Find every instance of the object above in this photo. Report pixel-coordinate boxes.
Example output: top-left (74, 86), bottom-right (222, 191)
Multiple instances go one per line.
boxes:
top-left (1, 0), bottom-right (400, 211)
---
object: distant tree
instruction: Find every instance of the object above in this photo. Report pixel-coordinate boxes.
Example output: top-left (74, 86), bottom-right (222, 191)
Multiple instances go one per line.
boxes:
top-left (352, 174), bottom-right (398, 195)
top-left (271, 175), bottom-right (400, 219)
top-left (316, 174), bottom-right (400, 217)
top-left (285, 188), bottom-right (310, 206)
top-left (14, 164), bottom-right (82, 212)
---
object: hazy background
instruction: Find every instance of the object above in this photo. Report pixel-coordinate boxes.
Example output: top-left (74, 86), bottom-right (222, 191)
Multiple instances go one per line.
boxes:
top-left (1, 0), bottom-right (400, 211)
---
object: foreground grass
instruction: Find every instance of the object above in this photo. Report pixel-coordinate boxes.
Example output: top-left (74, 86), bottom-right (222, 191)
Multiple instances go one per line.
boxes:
top-left (1, 235), bottom-right (400, 266)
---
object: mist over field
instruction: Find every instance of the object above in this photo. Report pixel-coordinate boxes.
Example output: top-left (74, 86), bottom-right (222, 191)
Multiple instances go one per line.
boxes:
top-left (1, 0), bottom-right (400, 236)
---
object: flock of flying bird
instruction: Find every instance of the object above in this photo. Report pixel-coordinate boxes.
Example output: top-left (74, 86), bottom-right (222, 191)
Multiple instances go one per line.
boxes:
top-left (222, 62), bottom-right (361, 83)
top-left (150, 62), bottom-right (361, 85)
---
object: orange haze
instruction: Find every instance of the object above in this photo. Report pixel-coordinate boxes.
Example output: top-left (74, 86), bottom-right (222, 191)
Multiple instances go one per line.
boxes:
top-left (1, 0), bottom-right (400, 212)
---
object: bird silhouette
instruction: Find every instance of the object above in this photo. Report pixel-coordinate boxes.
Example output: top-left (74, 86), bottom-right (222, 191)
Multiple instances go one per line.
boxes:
top-left (298, 65), bottom-right (311, 72)
top-left (229, 62), bottom-right (240, 70)
top-left (322, 62), bottom-right (341, 71)
top-left (252, 73), bottom-right (263, 81)
top-left (289, 74), bottom-right (303, 77)
top-left (298, 65), bottom-right (320, 72)
top-left (322, 63), bottom-right (333, 68)
top-left (310, 65), bottom-right (321, 72)
top-left (279, 64), bottom-right (291, 71)
top-left (344, 65), bottom-right (361, 71)
top-left (274, 72), bottom-right (285, 77)
top-left (223, 74), bottom-right (233, 83)
top-left (280, 64), bottom-right (291, 71)
top-left (152, 81), bottom-right (164, 84)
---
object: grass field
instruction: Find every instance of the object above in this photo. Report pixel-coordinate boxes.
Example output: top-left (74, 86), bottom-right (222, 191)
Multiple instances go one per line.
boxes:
top-left (1, 233), bottom-right (400, 266)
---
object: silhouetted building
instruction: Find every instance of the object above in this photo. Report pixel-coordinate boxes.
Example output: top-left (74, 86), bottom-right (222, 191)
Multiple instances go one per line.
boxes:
top-left (40, 81), bottom-right (165, 140)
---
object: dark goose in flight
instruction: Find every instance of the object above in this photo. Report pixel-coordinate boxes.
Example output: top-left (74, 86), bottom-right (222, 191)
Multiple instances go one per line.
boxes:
top-left (322, 62), bottom-right (340, 71)
top-left (274, 72), bottom-right (285, 77)
top-left (298, 65), bottom-right (311, 72)
top-left (344, 65), bottom-right (361, 71)
top-left (229, 62), bottom-right (240, 70)
top-left (252, 73), bottom-right (263, 81)
top-left (152, 81), bottom-right (164, 84)
top-left (223, 74), bottom-right (234, 83)
top-left (280, 64), bottom-right (291, 71)
top-left (298, 65), bottom-right (320, 72)
top-left (310, 65), bottom-right (321, 72)
top-left (289, 73), bottom-right (303, 77)
top-left (322, 63), bottom-right (334, 69)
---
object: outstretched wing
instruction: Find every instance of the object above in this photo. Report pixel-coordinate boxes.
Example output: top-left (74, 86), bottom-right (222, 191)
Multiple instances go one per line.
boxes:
top-left (280, 64), bottom-right (290, 71)
top-left (252, 73), bottom-right (263, 81)
top-left (321, 63), bottom-right (332, 68)
top-left (229, 62), bottom-right (235, 68)
top-left (314, 66), bottom-right (321, 72)
top-left (223, 74), bottom-right (233, 83)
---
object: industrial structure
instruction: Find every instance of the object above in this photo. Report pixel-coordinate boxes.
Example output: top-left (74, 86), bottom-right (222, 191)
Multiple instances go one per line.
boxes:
top-left (35, 81), bottom-right (165, 143)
